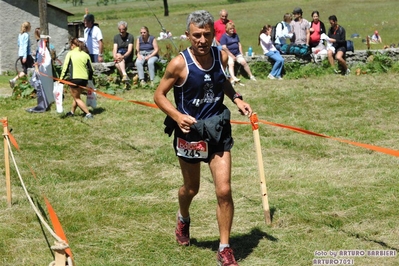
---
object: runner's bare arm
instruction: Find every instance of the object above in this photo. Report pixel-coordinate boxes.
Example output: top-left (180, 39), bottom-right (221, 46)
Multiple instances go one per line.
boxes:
top-left (154, 55), bottom-right (197, 133)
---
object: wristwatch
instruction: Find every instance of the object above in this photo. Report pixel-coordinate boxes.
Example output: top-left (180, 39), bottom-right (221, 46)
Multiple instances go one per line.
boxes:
top-left (98, 54), bottom-right (103, 56)
top-left (232, 93), bottom-right (243, 103)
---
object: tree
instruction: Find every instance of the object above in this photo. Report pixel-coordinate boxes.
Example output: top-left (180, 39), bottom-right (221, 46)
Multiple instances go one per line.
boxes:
top-left (38, 0), bottom-right (48, 34)
top-left (163, 0), bottom-right (169, 16)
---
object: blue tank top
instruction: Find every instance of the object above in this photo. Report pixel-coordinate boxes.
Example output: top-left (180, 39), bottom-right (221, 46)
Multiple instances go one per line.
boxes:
top-left (174, 47), bottom-right (227, 120)
top-left (139, 35), bottom-right (155, 51)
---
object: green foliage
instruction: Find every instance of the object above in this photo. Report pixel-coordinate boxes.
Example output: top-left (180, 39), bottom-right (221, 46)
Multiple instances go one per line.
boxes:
top-left (11, 76), bottom-right (35, 99)
top-left (94, 72), bottom-right (119, 94)
top-left (96, 0), bottom-right (117, 6)
top-left (249, 61), bottom-right (272, 79)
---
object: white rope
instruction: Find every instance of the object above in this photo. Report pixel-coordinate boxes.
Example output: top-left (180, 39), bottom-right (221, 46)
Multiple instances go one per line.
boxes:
top-left (5, 136), bottom-right (63, 242)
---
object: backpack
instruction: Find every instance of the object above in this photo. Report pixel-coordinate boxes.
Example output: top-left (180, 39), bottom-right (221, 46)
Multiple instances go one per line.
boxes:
top-left (271, 22), bottom-right (284, 43)
top-left (281, 44), bottom-right (310, 57)
top-left (346, 40), bottom-right (354, 52)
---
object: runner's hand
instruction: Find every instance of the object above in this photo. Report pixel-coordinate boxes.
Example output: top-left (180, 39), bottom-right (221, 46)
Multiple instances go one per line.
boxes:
top-left (178, 114), bottom-right (197, 134)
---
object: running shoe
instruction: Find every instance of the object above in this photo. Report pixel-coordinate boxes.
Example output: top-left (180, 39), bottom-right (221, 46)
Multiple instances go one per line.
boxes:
top-left (217, 247), bottom-right (239, 266)
top-left (9, 79), bottom-right (15, 89)
top-left (85, 113), bottom-right (94, 119)
top-left (65, 111), bottom-right (74, 117)
top-left (175, 215), bottom-right (190, 246)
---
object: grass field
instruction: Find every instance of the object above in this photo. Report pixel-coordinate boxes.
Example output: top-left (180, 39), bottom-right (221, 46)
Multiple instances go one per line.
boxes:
top-left (50, 0), bottom-right (398, 57)
top-left (1, 0), bottom-right (399, 265)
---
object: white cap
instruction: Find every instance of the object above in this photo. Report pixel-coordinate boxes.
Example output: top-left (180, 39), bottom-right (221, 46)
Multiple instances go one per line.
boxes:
top-left (78, 37), bottom-right (85, 42)
top-left (40, 34), bottom-right (51, 39)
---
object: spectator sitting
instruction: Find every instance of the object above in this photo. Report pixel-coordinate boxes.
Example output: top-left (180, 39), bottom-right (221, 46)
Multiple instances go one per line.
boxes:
top-left (370, 30), bottom-right (382, 43)
top-left (135, 26), bottom-right (159, 87)
top-left (326, 15), bottom-right (349, 75)
top-left (157, 30), bottom-right (172, 40)
top-left (113, 21), bottom-right (134, 83)
top-left (259, 25), bottom-right (285, 80)
top-left (309, 10), bottom-right (326, 49)
top-left (220, 22), bottom-right (256, 84)
top-left (274, 13), bottom-right (293, 53)
top-left (290, 7), bottom-right (310, 46)
top-left (213, 9), bottom-right (234, 49)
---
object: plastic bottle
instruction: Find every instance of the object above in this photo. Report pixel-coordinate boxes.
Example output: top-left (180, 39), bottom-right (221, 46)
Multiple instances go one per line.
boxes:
top-left (248, 46), bottom-right (253, 56)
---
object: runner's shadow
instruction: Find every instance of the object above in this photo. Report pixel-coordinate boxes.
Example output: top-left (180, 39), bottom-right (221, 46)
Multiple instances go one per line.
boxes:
top-left (191, 227), bottom-right (277, 260)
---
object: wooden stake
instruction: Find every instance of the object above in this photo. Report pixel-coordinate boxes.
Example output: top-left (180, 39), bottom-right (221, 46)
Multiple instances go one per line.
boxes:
top-left (250, 113), bottom-right (271, 225)
top-left (3, 117), bottom-right (11, 207)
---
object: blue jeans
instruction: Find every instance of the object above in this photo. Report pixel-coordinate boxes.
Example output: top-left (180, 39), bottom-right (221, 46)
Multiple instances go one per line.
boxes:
top-left (265, 51), bottom-right (284, 78)
top-left (90, 54), bottom-right (99, 63)
top-left (135, 56), bottom-right (159, 81)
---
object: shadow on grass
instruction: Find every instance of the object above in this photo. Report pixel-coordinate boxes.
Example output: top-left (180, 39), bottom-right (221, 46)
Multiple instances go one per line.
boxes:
top-left (191, 227), bottom-right (277, 260)
top-left (59, 107), bottom-right (106, 119)
top-left (340, 229), bottom-right (399, 252)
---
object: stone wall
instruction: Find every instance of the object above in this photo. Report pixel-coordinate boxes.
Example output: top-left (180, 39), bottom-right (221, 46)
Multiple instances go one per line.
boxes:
top-left (90, 48), bottom-right (399, 76)
top-left (244, 48), bottom-right (399, 66)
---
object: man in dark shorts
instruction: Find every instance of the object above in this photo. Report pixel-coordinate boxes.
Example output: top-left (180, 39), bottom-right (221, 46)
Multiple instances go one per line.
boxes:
top-left (327, 15), bottom-right (350, 75)
top-left (113, 21), bottom-right (134, 83)
top-left (154, 10), bottom-right (252, 266)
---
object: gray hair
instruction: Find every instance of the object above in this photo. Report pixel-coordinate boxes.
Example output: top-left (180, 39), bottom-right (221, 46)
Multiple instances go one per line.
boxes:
top-left (118, 21), bottom-right (128, 29)
top-left (186, 10), bottom-right (214, 32)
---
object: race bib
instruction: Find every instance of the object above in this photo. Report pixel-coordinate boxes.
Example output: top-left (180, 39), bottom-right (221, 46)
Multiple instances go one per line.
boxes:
top-left (176, 138), bottom-right (208, 159)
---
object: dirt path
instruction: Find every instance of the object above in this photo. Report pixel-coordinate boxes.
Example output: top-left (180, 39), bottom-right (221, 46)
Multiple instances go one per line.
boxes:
top-left (0, 86), bottom-right (12, 98)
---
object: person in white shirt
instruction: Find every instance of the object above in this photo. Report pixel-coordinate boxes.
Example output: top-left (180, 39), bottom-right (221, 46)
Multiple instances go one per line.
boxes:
top-left (259, 25), bottom-right (285, 80)
top-left (84, 14), bottom-right (104, 63)
top-left (370, 30), bottom-right (382, 43)
top-left (274, 13), bottom-right (293, 52)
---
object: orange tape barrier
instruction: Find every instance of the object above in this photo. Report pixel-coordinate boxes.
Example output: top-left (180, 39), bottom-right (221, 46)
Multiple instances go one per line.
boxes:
top-left (3, 118), bottom-right (73, 261)
top-left (257, 119), bottom-right (399, 157)
top-left (40, 72), bottom-right (399, 157)
top-left (44, 196), bottom-right (73, 259)
top-left (1, 119), bottom-right (20, 150)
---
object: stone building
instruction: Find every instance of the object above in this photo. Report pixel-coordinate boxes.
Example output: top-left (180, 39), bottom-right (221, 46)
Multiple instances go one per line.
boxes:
top-left (0, 0), bottom-right (73, 74)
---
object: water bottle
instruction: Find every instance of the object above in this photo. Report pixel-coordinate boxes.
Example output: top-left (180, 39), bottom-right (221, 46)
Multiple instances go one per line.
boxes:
top-left (248, 46), bottom-right (253, 56)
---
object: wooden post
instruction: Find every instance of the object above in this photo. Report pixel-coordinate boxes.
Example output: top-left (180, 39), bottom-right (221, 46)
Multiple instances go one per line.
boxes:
top-left (51, 241), bottom-right (69, 266)
top-left (38, 0), bottom-right (49, 35)
top-left (250, 113), bottom-right (272, 225)
top-left (3, 117), bottom-right (12, 207)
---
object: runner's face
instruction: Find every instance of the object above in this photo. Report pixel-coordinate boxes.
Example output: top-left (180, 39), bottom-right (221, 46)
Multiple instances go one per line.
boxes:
top-left (186, 23), bottom-right (213, 55)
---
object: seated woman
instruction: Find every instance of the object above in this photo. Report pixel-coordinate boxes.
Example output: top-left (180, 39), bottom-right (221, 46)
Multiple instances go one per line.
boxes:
top-left (274, 13), bottom-right (293, 53)
top-left (220, 22), bottom-right (256, 84)
top-left (259, 25), bottom-right (285, 80)
top-left (113, 21), bottom-right (134, 83)
top-left (309, 11), bottom-right (326, 49)
top-left (135, 26), bottom-right (159, 87)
